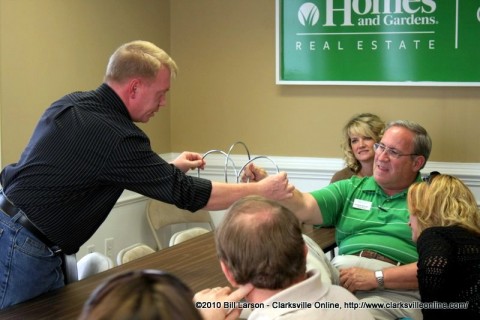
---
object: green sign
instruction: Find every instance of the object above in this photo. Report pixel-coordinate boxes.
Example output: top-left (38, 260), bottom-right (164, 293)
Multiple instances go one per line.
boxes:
top-left (276, 0), bottom-right (480, 86)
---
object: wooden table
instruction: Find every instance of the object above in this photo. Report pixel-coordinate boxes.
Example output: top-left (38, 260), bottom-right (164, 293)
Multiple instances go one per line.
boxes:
top-left (0, 227), bottom-right (335, 320)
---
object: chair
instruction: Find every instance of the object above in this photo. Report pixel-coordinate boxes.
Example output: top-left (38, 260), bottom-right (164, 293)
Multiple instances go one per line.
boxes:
top-left (117, 243), bottom-right (156, 265)
top-left (77, 252), bottom-right (113, 280)
top-left (169, 227), bottom-right (210, 247)
top-left (146, 199), bottom-right (215, 250)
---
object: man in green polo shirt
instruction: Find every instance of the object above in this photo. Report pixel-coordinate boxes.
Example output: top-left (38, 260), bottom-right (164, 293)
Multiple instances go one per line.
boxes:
top-left (244, 120), bottom-right (432, 320)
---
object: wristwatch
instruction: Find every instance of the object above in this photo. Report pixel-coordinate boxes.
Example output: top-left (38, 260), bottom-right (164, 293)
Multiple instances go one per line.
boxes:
top-left (375, 270), bottom-right (384, 290)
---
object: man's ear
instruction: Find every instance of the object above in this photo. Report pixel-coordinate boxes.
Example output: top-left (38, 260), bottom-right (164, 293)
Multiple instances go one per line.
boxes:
top-left (413, 155), bottom-right (426, 172)
top-left (220, 260), bottom-right (238, 287)
top-left (128, 79), bottom-right (141, 98)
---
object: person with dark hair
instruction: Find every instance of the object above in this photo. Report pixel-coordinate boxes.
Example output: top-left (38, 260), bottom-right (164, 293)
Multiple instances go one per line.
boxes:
top-left (408, 174), bottom-right (480, 319)
top-left (195, 196), bottom-right (374, 320)
top-left (0, 40), bottom-right (293, 309)
top-left (78, 269), bottom-right (202, 320)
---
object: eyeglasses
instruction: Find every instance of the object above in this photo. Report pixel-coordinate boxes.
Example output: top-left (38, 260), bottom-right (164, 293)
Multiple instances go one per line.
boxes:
top-left (422, 171), bottom-right (440, 184)
top-left (84, 269), bottom-right (192, 307)
top-left (373, 143), bottom-right (418, 159)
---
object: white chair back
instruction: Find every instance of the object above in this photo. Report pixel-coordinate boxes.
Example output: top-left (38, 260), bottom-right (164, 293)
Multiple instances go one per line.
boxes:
top-left (146, 200), bottom-right (215, 250)
top-left (169, 227), bottom-right (210, 247)
top-left (117, 243), bottom-right (156, 265)
top-left (77, 252), bottom-right (113, 280)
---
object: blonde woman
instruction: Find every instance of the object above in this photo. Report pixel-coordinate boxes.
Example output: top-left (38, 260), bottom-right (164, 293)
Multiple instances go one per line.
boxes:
top-left (330, 113), bottom-right (385, 183)
top-left (408, 174), bottom-right (480, 319)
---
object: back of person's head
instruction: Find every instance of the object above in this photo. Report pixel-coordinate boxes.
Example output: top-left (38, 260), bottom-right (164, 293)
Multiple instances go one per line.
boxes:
top-left (385, 120), bottom-right (432, 168)
top-left (341, 113), bottom-right (385, 171)
top-left (408, 174), bottom-right (480, 235)
top-left (78, 269), bottom-right (202, 320)
top-left (104, 40), bottom-right (178, 84)
top-left (215, 196), bottom-right (306, 290)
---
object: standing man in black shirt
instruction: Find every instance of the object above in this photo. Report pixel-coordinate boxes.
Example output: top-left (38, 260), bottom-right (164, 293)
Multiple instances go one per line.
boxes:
top-left (0, 40), bottom-right (293, 309)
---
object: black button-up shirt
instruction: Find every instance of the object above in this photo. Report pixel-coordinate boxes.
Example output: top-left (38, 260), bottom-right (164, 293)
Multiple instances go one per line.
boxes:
top-left (1, 84), bottom-right (212, 254)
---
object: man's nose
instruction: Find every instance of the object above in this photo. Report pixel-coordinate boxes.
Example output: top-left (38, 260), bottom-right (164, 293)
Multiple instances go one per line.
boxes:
top-left (375, 149), bottom-right (389, 161)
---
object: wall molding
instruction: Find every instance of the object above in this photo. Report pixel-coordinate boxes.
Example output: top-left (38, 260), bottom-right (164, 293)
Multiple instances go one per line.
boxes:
top-left (116, 153), bottom-right (480, 206)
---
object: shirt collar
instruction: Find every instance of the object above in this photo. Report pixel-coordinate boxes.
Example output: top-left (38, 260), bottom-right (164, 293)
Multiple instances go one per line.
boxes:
top-left (362, 173), bottom-right (423, 197)
top-left (95, 83), bottom-right (131, 119)
top-left (248, 269), bottom-right (329, 318)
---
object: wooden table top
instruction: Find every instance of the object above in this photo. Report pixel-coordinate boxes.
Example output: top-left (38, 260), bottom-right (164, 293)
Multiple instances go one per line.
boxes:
top-left (0, 227), bottom-right (335, 320)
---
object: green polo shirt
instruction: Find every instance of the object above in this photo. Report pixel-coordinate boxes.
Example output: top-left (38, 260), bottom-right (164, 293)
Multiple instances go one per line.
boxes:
top-left (311, 175), bottom-right (421, 264)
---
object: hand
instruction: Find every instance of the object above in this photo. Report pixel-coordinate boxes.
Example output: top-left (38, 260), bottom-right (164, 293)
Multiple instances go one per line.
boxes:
top-left (194, 284), bottom-right (254, 320)
top-left (257, 172), bottom-right (294, 200)
top-left (339, 267), bottom-right (377, 293)
top-left (170, 151), bottom-right (206, 173)
top-left (241, 163), bottom-right (268, 182)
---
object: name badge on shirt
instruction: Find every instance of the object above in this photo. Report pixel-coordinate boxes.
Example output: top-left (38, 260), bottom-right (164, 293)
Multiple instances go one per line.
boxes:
top-left (353, 199), bottom-right (372, 211)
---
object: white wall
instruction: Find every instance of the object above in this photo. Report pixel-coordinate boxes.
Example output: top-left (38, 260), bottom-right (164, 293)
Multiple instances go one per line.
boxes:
top-left (77, 153), bottom-right (480, 264)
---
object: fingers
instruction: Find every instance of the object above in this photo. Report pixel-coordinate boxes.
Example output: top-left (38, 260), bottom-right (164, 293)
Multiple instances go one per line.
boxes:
top-left (194, 286), bottom-right (226, 299)
top-left (339, 267), bottom-right (374, 293)
top-left (186, 159), bottom-right (206, 172)
top-left (223, 284), bottom-right (253, 320)
top-left (225, 309), bottom-right (241, 320)
top-left (240, 173), bottom-right (250, 183)
top-left (194, 285), bottom-right (252, 320)
top-left (340, 275), bottom-right (354, 292)
top-left (205, 286), bottom-right (230, 297)
top-left (254, 167), bottom-right (268, 181)
top-left (184, 151), bottom-right (203, 161)
top-left (241, 163), bottom-right (256, 182)
top-left (194, 287), bottom-right (232, 320)
top-left (259, 171), bottom-right (294, 200)
top-left (339, 268), bottom-right (349, 286)
top-left (195, 285), bottom-right (247, 301)
top-left (225, 283), bottom-right (253, 302)
top-left (242, 163), bottom-right (269, 182)
top-left (286, 183), bottom-right (295, 198)
top-left (277, 172), bottom-right (294, 199)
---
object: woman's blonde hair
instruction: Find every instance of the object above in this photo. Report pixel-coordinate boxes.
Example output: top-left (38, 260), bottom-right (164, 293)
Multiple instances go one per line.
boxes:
top-left (408, 174), bottom-right (480, 235)
top-left (341, 113), bottom-right (385, 172)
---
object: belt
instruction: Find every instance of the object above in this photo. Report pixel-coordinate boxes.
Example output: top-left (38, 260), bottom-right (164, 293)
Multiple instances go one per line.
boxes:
top-left (354, 250), bottom-right (402, 266)
top-left (0, 193), bottom-right (61, 253)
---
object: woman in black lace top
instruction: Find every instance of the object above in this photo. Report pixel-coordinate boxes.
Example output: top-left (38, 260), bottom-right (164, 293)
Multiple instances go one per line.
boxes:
top-left (408, 174), bottom-right (480, 319)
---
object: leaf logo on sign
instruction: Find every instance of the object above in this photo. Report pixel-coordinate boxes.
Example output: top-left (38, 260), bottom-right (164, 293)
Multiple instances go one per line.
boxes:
top-left (298, 2), bottom-right (319, 26)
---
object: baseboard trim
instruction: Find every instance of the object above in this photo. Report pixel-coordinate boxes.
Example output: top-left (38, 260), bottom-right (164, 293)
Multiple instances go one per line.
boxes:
top-left (116, 153), bottom-right (480, 207)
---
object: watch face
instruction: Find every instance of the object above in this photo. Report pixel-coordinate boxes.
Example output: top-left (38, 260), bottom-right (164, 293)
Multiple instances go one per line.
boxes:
top-left (375, 270), bottom-right (384, 288)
